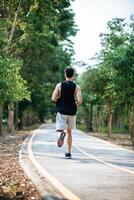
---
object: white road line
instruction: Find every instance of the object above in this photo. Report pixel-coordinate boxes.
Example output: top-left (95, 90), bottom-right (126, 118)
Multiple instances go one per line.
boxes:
top-left (27, 131), bottom-right (81, 200)
top-left (74, 144), bottom-right (134, 175)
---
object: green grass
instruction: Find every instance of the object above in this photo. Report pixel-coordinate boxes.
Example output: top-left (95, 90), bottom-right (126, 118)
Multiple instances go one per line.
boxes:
top-left (112, 127), bottom-right (129, 134)
top-left (76, 123), bottom-right (87, 131)
top-left (22, 123), bottom-right (41, 131)
top-left (77, 123), bottom-right (129, 135)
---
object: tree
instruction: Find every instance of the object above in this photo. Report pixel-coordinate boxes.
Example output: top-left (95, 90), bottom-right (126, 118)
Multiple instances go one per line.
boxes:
top-left (78, 68), bottom-right (101, 131)
top-left (0, 56), bottom-right (30, 134)
top-left (0, 0), bottom-right (30, 134)
top-left (78, 17), bottom-right (134, 141)
top-left (99, 16), bottom-right (134, 143)
top-left (18, 0), bottom-right (77, 124)
top-left (0, 0), bottom-right (77, 131)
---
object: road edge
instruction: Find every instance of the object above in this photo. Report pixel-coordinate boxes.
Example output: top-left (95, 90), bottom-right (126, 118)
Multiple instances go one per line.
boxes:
top-left (19, 125), bottom-right (63, 200)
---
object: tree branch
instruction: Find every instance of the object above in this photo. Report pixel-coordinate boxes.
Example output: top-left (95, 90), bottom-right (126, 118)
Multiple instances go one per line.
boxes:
top-left (8, 0), bottom-right (23, 45)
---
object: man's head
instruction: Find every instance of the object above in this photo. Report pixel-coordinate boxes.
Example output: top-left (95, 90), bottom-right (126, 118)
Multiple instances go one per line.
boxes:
top-left (64, 67), bottom-right (75, 78)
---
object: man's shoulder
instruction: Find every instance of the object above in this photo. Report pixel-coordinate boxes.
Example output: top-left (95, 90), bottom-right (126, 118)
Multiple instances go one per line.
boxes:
top-left (55, 82), bottom-right (61, 90)
top-left (76, 84), bottom-right (81, 90)
top-left (56, 82), bottom-right (61, 87)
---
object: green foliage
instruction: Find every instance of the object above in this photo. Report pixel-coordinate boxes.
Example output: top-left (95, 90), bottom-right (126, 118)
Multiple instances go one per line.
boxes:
top-left (100, 18), bottom-right (127, 50)
top-left (0, 56), bottom-right (30, 104)
top-left (0, 0), bottom-right (77, 123)
top-left (78, 16), bottom-right (134, 137)
top-left (18, 0), bottom-right (76, 120)
top-left (0, 20), bottom-right (5, 55)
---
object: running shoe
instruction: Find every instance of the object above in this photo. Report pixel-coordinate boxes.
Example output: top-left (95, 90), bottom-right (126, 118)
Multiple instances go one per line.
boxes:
top-left (57, 131), bottom-right (66, 147)
top-left (65, 152), bottom-right (72, 159)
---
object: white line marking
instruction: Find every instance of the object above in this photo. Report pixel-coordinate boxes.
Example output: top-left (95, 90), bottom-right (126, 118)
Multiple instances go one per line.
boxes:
top-left (74, 144), bottom-right (134, 175)
top-left (31, 141), bottom-right (55, 145)
top-left (27, 131), bottom-right (81, 200)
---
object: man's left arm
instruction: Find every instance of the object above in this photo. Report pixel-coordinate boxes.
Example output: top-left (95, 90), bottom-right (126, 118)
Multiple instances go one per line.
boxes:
top-left (75, 85), bottom-right (82, 106)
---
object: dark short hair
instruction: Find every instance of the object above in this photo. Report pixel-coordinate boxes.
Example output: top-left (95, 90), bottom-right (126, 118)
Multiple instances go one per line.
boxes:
top-left (64, 67), bottom-right (75, 78)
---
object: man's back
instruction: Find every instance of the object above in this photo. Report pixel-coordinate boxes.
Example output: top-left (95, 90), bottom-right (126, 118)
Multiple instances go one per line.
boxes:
top-left (56, 81), bottom-right (77, 115)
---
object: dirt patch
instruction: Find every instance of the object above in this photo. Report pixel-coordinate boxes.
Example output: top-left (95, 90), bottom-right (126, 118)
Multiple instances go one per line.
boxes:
top-left (0, 130), bottom-right (40, 200)
top-left (87, 132), bottom-right (134, 151)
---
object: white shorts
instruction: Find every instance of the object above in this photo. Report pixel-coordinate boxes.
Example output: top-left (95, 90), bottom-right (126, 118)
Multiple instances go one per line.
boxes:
top-left (56, 112), bottom-right (76, 131)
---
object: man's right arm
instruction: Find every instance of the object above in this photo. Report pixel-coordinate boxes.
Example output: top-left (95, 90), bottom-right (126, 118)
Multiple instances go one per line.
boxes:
top-left (51, 83), bottom-right (60, 102)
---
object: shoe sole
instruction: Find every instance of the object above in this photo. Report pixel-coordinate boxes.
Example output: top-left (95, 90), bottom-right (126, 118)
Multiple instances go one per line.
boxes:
top-left (57, 132), bottom-right (66, 147)
top-left (65, 156), bottom-right (71, 159)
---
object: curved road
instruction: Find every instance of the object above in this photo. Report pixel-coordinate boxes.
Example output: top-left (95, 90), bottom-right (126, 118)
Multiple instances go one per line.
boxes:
top-left (20, 124), bottom-right (134, 200)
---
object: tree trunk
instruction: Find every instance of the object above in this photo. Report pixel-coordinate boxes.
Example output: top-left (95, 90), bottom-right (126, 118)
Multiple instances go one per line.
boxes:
top-left (6, 0), bottom-right (22, 133)
top-left (95, 105), bottom-right (101, 133)
top-left (0, 105), bottom-right (3, 136)
top-left (8, 103), bottom-right (14, 133)
top-left (89, 102), bottom-right (93, 131)
top-left (131, 122), bottom-right (134, 146)
top-left (19, 111), bottom-right (23, 129)
top-left (130, 100), bottom-right (134, 145)
top-left (108, 101), bottom-right (112, 137)
top-left (8, 0), bottom-right (22, 44)
top-left (15, 102), bottom-right (18, 130)
top-left (99, 109), bottom-right (104, 134)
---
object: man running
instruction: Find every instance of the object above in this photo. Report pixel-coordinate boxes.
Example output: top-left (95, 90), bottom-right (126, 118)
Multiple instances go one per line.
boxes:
top-left (51, 67), bottom-right (82, 159)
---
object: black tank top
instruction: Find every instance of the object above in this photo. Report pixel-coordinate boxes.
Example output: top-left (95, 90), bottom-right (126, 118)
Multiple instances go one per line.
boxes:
top-left (56, 81), bottom-right (77, 115)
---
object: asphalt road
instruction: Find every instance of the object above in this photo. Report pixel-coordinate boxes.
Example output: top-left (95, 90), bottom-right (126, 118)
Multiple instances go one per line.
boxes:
top-left (20, 124), bottom-right (134, 200)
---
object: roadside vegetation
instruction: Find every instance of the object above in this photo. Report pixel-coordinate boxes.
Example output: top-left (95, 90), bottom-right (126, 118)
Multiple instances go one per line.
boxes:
top-left (77, 16), bottom-right (134, 147)
top-left (0, 0), bottom-right (76, 135)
